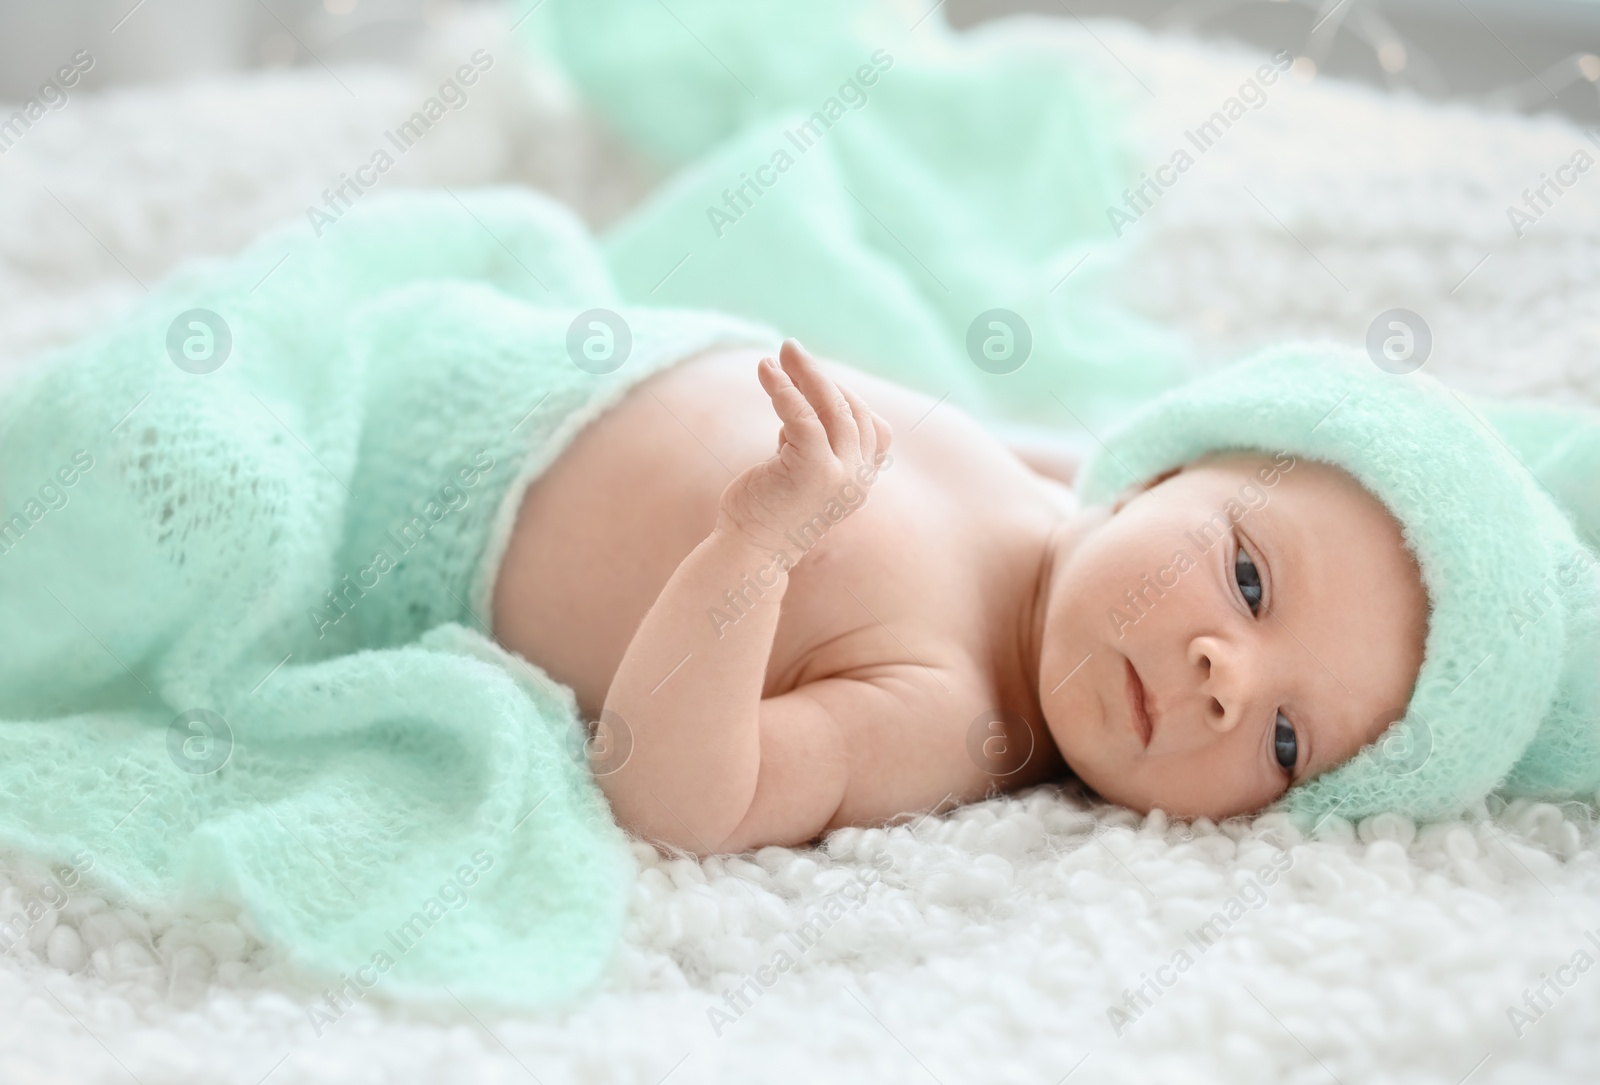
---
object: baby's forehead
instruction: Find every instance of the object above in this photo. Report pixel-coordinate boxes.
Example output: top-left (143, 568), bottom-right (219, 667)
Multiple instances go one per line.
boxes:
top-left (1185, 452), bottom-right (1415, 569)
top-left (1183, 451), bottom-right (1379, 507)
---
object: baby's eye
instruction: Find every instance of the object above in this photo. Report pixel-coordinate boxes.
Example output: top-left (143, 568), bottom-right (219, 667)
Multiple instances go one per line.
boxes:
top-left (1234, 547), bottom-right (1263, 615)
top-left (1273, 711), bottom-right (1298, 773)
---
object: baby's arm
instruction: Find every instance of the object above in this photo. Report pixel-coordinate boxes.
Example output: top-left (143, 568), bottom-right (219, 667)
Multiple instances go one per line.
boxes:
top-left (598, 340), bottom-right (891, 854)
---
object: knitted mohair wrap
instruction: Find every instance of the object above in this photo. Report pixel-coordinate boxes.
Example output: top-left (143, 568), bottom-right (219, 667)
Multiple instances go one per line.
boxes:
top-left (1075, 342), bottom-right (1600, 827)
top-left (0, 187), bottom-right (777, 1010)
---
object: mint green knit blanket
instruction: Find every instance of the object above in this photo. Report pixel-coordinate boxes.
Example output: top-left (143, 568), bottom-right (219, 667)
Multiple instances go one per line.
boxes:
top-left (0, 188), bottom-right (772, 1011)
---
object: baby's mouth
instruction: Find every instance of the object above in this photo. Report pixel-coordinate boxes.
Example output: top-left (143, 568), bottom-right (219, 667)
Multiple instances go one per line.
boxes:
top-left (1124, 658), bottom-right (1153, 748)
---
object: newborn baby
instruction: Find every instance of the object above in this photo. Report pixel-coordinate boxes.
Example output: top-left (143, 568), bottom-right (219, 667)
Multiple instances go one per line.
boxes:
top-left (492, 339), bottom-right (1428, 855)
top-left (2, 189), bottom-right (1585, 1003)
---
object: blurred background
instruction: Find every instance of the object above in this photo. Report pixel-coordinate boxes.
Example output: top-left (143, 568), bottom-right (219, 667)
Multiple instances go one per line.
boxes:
top-left (3, 0), bottom-right (1597, 121)
top-left (2, 0), bottom-right (1597, 407)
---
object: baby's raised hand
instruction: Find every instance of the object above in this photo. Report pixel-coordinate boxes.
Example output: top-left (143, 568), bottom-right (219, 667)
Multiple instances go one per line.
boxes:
top-left (716, 339), bottom-right (892, 554)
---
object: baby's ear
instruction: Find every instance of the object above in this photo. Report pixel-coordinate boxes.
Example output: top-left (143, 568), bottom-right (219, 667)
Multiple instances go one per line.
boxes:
top-left (1110, 465), bottom-right (1183, 513)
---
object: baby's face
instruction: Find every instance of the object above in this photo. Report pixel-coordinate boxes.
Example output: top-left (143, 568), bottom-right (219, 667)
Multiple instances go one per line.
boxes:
top-left (1038, 452), bottom-right (1428, 819)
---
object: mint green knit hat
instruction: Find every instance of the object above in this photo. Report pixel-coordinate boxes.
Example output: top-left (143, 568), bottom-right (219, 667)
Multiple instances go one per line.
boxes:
top-left (1075, 341), bottom-right (1600, 828)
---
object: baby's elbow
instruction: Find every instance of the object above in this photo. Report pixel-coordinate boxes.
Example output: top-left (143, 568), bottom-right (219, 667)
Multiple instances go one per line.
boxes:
top-left (596, 757), bottom-right (760, 858)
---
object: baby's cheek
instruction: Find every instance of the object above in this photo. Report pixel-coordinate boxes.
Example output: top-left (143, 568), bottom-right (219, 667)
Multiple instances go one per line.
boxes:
top-left (1082, 550), bottom-right (1209, 647)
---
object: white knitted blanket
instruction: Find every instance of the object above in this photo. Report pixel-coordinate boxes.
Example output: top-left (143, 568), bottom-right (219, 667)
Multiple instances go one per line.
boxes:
top-left (1, 9), bottom-right (1597, 1084)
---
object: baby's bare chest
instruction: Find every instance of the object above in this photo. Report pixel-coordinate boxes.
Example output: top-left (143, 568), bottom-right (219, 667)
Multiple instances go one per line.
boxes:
top-left (491, 348), bottom-right (1046, 721)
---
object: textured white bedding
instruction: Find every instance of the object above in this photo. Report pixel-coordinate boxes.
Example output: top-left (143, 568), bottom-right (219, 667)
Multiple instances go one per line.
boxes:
top-left (0, 8), bottom-right (1597, 1083)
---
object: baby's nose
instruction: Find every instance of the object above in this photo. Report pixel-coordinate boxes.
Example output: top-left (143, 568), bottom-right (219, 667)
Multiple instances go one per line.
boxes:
top-left (1189, 637), bottom-right (1244, 734)
top-left (1203, 691), bottom-right (1239, 734)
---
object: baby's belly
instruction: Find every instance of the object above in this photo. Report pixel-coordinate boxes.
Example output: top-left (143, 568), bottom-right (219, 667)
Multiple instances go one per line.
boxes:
top-left (490, 346), bottom-right (937, 719)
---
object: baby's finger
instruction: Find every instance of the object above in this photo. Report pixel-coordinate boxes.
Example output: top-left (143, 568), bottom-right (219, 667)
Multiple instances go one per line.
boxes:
top-left (870, 411), bottom-right (893, 463)
top-left (779, 339), bottom-right (858, 459)
top-left (838, 382), bottom-right (878, 467)
top-left (757, 355), bottom-right (830, 459)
